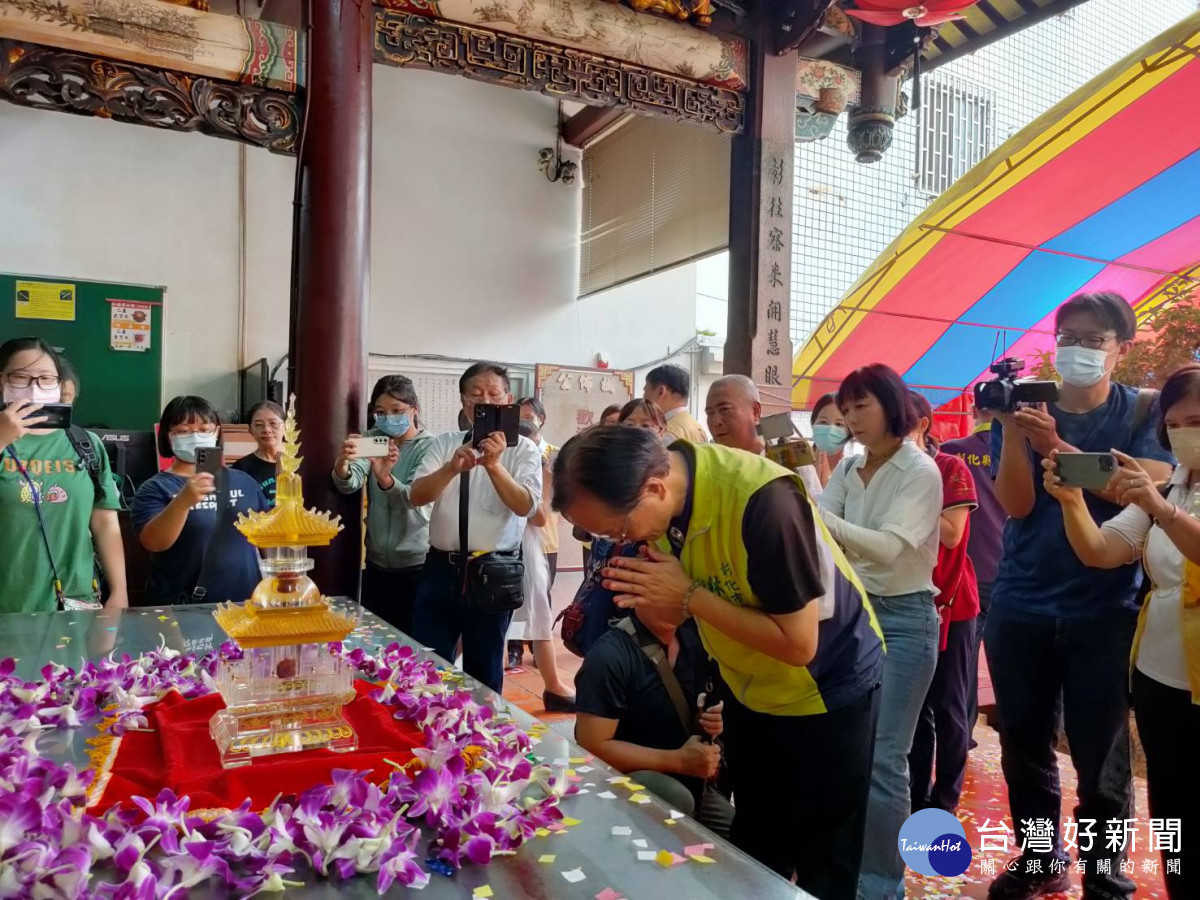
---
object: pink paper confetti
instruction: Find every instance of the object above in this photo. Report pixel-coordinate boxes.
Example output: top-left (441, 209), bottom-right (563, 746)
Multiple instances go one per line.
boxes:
top-left (684, 843), bottom-right (715, 857)
top-left (595, 890), bottom-right (623, 900)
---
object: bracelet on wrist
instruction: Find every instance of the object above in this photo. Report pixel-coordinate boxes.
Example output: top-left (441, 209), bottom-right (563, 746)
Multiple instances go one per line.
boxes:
top-left (682, 582), bottom-right (699, 618)
top-left (1155, 503), bottom-right (1180, 528)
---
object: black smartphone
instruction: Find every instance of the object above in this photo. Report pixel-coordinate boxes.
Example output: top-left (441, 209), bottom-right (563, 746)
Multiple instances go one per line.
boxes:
top-left (472, 403), bottom-right (520, 449)
top-left (0, 401), bottom-right (72, 429)
top-left (195, 445), bottom-right (224, 476)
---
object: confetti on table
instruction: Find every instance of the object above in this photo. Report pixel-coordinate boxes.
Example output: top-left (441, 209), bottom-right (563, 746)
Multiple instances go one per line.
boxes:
top-left (569, 775), bottom-right (583, 783)
top-left (669, 810), bottom-right (686, 820)
top-left (473, 887), bottom-right (493, 898)
top-left (553, 758), bottom-right (570, 767)
top-left (628, 793), bottom-right (651, 805)
top-left (611, 826), bottom-right (632, 836)
top-left (536, 828), bottom-right (551, 838)
top-left (632, 839), bottom-right (648, 849)
top-left (690, 855), bottom-right (716, 864)
top-left (538, 855), bottom-right (557, 864)
top-left (570, 756), bottom-right (591, 764)
top-left (577, 765), bottom-right (595, 773)
top-left (655, 850), bottom-right (681, 868)
top-left (684, 843), bottom-right (715, 857)
top-left (562, 868), bottom-right (587, 884)
top-left (665, 818), bottom-right (677, 826)
top-left (596, 889), bottom-right (623, 900)
top-left (158, 615), bottom-right (169, 621)
top-left (607, 775), bottom-right (629, 784)
top-left (597, 791), bottom-right (617, 800)
top-left (623, 783), bottom-right (646, 791)
top-left (637, 851), bottom-right (657, 862)
top-left (561, 817), bottom-right (582, 828)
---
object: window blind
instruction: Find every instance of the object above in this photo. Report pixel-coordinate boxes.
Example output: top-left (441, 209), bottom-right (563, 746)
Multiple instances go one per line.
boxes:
top-left (580, 116), bottom-right (731, 297)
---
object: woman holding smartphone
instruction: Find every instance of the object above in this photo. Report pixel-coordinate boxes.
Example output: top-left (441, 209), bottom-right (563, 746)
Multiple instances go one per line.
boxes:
top-left (817, 364), bottom-right (943, 900)
top-left (1042, 364), bottom-right (1200, 899)
top-left (132, 396), bottom-right (268, 604)
top-left (333, 375), bottom-right (436, 636)
top-left (0, 337), bottom-right (127, 613)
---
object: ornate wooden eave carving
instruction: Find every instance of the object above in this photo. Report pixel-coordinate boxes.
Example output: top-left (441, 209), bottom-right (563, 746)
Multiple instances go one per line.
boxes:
top-left (0, 0), bottom-right (303, 92)
top-left (0, 39), bottom-right (301, 154)
top-left (374, 10), bottom-right (745, 134)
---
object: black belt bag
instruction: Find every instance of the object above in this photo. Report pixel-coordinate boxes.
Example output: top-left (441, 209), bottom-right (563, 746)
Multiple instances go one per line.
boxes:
top-left (456, 452), bottom-right (524, 614)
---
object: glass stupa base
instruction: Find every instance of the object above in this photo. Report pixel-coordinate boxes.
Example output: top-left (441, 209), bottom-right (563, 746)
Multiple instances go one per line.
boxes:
top-left (209, 642), bottom-right (358, 769)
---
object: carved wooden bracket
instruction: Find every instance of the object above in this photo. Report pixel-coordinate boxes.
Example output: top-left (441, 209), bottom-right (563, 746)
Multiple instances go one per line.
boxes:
top-left (374, 11), bottom-right (745, 134)
top-left (0, 40), bottom-right (302, 154)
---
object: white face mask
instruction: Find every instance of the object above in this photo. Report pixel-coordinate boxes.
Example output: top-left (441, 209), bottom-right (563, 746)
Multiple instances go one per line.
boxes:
top-left (3, 381), bottom-right (61, 405)
top-left (1054, 345), bottom-right (1110, 388)
top-left (1168, 427), bottom-right (1200, 469)
top-left (170, 431), bottom-right (218, 463)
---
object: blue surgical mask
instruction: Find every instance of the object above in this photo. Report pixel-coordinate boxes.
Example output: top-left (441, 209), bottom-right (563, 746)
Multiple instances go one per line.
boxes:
top-left (170, 431), bottom-right (218, 463)
top-left (375, 413), bottom-right (411, 437)
top-left (812, 423), bottom-right (850, 454)
top-left (1054, 345), bottom-right (1109, 388)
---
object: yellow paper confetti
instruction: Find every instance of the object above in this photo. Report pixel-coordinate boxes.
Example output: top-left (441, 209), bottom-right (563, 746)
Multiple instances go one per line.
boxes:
top-left (538, 854), bottom-right (557, 864)
top-left (560, 817), bottom-right (582, 827)
top-left (655, 850), bottom-right (675, 868)
top-left (623, 783), bottom-right (646, 791)
top-left (690, 855), bottom-right (716, 864)
top-left (665, 818), bottom-right (677, 826)
top-left (608, 776), bottom-right (630, 785)
top-left (628, 793), bottom-right (651, 805)
top-left (473, 887), bottom-right (493, 899)
top-left (569, 756), bottom-right (588, 764)
top-left (536, 828), bottom-right (551, 838)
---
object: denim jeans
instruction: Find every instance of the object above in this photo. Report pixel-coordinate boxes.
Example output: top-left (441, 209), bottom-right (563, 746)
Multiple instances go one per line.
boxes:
top-left (983, 604), bottom-right (1137, 898)
top-left (858, 592), bottom-right (939, 900)
top-left (412, 554), bottom-right (513, 693)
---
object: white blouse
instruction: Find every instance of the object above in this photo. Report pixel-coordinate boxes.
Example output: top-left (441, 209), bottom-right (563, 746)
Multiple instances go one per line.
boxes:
top-left (818, 440), bottom-right (943, 597)
top-left (1102, 466), bottom-right (1196, 690)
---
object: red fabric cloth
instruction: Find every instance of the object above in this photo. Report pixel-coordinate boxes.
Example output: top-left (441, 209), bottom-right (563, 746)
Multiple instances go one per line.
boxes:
top-left (90, 680), bottom-right (424, 813)
top-left (933, 452), bottom-right (981, 651)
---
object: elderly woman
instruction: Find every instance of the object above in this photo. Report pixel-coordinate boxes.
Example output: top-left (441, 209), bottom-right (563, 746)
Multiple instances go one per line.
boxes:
top-left (233, 400), bottom-right (285, 505)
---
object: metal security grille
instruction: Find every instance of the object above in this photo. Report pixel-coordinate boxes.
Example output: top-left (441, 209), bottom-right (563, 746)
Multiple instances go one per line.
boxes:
top-left (915, 74), bottom-right (997, 197)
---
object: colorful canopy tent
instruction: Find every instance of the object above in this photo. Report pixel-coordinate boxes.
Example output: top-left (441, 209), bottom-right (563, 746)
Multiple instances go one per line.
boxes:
top-left (791, 12), bottom-right (1200, 412)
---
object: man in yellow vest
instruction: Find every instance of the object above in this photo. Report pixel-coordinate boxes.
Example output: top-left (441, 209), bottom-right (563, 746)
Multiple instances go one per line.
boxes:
top-left (552, 425), bottom-right (884, 900)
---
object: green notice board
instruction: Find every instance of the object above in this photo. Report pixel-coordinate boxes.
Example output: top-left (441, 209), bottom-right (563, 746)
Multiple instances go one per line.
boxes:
top-left (1, 273), bottom-right (164, 430)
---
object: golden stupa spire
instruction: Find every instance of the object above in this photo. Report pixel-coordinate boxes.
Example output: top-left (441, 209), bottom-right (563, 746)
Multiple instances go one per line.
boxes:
top-left (234, 394), bottom-right (343, 549)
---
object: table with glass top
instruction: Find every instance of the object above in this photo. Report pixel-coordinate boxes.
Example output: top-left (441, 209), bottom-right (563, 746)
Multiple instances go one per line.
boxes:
top-left (4, 605), bottom-right (814, 900)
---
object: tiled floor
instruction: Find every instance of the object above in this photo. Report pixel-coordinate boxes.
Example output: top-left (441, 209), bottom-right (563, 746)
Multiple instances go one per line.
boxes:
top-left (505, 572), bottom-right (1169, 899)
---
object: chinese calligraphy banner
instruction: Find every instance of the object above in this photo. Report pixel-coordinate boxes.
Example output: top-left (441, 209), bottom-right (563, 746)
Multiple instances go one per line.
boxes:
top-left (535, 364), bottom-right (634, 450)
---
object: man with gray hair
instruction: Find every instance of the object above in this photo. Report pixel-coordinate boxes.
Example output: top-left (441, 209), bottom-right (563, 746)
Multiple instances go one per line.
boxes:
top-left (705, 375), bottom-right (823, 498)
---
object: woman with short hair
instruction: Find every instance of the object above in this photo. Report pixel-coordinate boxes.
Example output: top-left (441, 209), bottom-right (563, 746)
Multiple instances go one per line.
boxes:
top-left (817, 364), bottom-right (943, 900)
top-left (233, 400), bottom-right (285, 505)
top-left (132, 396), bottom-right (268, 604)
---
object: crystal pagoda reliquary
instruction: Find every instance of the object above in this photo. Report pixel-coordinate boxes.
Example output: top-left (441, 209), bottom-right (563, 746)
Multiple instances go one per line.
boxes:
top-left (209, 396), bottom-right (358, 768)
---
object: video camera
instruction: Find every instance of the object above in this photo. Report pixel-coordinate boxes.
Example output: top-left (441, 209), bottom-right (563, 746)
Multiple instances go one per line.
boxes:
top-left (973, 357), bottom-right (1059, 413)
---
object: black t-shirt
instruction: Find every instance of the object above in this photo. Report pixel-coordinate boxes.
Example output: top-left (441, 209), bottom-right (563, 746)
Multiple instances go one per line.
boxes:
top-left (575, 616), bottom-right (710, 794)
top-left (668, 448), bottom-right (824, 614)
top-left (232, 453), bottom-right (278, 506)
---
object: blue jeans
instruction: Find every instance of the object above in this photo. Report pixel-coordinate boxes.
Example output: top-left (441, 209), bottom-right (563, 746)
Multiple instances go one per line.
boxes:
top-left (858, 592), bottom-right (938, 900)
top-left (412, 553), bottom-right (514, 694)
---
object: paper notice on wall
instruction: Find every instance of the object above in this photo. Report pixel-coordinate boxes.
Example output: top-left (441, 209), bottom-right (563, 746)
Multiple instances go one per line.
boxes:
top-left (110, 300), bottom-right (153, 352)
top-left (15, 281), bottom-right (76, 321)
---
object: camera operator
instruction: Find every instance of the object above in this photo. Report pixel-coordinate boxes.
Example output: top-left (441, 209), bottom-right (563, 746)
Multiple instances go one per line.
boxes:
top-left (985, 292), bottom-right (1173, 900)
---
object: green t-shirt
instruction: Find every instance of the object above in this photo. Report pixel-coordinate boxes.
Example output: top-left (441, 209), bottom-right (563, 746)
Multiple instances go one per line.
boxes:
top-left (0, 429), bottom-right (121, 613)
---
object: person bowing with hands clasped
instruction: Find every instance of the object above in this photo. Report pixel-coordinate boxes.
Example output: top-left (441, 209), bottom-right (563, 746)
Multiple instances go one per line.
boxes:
top-left (1040, 364), bottom-right (1200, 900)
top-left (553, 425), bottom-right (882, 900)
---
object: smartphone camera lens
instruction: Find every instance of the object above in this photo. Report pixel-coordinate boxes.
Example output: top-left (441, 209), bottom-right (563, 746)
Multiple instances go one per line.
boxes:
top-left (1101, 457), bottom-right (1114, 471)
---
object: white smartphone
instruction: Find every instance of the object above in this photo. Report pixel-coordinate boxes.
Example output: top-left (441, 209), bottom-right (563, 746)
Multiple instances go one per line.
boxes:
top-left (353, 435), bottom-right (390, 458)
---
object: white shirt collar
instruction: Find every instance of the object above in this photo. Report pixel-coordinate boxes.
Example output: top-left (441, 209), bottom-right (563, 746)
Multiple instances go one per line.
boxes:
top-left (665, 407), bottom-right (686, 421)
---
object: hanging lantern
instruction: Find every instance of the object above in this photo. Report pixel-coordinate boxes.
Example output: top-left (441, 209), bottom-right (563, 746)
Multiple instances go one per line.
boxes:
top-left (844, 1), bottom-right (974, 28)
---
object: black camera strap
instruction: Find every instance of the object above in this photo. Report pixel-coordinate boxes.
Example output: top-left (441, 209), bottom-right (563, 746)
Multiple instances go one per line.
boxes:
top-left (458, 431), bottom-right (474, 595)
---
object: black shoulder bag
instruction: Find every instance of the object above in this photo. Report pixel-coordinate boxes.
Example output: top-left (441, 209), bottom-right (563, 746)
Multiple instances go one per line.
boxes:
top-left (455, 447), bottom-right (525, 614)
top-left (188, 468), bottom-right (231, 604)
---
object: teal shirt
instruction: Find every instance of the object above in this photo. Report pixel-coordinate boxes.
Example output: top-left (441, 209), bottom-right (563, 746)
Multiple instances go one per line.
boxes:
top-left (332, 429), bottom-right (436, 570)
top-left (1, 429), bottom-right (121, 612)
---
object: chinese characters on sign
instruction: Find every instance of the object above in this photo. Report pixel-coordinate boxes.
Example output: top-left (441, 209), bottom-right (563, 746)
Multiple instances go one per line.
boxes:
top-left (974, 817), bottom-right (1182, 879)
top-left (535, 365), bottom-right (634, 449)
top-left (757, 150), bottom-right (791, 396)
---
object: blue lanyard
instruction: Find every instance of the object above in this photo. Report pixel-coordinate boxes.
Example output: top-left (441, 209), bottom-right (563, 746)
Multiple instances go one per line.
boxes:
top-left (6, 445), bottom-right (67, 602)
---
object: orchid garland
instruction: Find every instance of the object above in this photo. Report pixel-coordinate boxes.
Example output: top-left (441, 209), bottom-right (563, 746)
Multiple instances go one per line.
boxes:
top-left (0, 641), bottom-right (571, 897)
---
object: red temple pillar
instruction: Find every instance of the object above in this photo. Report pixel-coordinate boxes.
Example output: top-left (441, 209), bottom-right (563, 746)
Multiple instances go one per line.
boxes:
top-left (726, 27), bottom-right (797, 416)
top-left (290, 0), bottom-right (372, 597)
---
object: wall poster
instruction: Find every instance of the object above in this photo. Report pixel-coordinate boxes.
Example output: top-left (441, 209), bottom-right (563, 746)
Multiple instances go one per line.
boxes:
top-left (535, 364), bottom-right (634, 450)
top-left (15, 280), bottom-right (75, 321)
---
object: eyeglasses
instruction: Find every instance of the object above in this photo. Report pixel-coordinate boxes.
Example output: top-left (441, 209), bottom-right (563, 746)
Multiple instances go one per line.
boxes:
top-left (3, 373), bottom-right (61, 389)
top-left (600, 514), bottom-right (632, 543)
top-left (250, 420), bottom-right (283, 432)
top-left (1055, 333), bottom-right (1115, 350)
